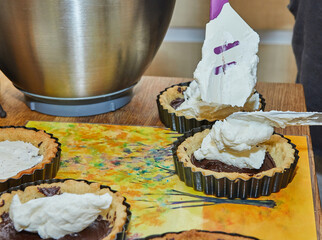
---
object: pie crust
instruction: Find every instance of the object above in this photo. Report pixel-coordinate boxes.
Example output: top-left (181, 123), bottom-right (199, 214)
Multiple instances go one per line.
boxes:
top-left (0, 179), bottom-right (131, 240)
top-left (0, 126), bottom-right (61, 192)
top-left (177, 129), bottom-right (295, 181)
top-left (157, 82), bottom-right (265, 133)
top-left (159, 85), bottom-right (261, 122)
top-left (172, 126), bottom-right (299, 198)
top-left (143, 229), bottom-right (259, 240)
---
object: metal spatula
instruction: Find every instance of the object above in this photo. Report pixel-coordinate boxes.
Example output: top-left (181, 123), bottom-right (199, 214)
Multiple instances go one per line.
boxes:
top-left (228, 111), bottom-right (322, 127)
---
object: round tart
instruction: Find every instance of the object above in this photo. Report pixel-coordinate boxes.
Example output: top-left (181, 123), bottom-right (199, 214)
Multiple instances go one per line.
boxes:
top-left (157, 82), bottom-right (265, 133)
top-left (0, 126), bottom-right (61, 192)
top-left (172, 126), bottom-right (299, 199)
top-left (0, 179), bottom-right (131, 240)
top-left (142, 229), bottom-right (259, 240)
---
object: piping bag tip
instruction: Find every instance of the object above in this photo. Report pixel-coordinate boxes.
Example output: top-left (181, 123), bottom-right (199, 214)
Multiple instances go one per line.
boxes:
top-left (210, 0), bottom-right (229, 20)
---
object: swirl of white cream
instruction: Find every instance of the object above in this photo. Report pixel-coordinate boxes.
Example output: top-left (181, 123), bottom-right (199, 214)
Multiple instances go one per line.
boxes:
top-left (194, 117), bottom-right (274, 169)
top-left (212, 118), bottom-right (274, 152)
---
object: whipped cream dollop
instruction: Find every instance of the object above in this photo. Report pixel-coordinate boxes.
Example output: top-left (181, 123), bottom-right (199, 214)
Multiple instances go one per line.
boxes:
top-left (177, 3), bottom-right (260, 117)
top-left (194, 111), bottom-right (322, 169)
top-left (9, 192), bottom-right (112, 239)
top-left (0, 141), bottom-right (43, 180)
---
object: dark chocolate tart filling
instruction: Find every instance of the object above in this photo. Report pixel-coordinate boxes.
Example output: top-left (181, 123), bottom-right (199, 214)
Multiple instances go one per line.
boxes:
top-left (170, 97), bottom-right (185, 110)
top-left (0, 213), bottom-right (112, 240)
top-left (191, 152), bottom-right (276, 175)
top-left (170, 86), bottom-right (186, 109)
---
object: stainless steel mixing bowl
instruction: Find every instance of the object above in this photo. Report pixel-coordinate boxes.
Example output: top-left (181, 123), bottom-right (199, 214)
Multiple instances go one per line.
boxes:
top-left (0, 0), bottom-right (175, 116)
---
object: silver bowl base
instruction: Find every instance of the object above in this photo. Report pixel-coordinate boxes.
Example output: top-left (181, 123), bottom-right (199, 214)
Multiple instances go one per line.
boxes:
top-left (21, 87), bottom-right (133, 117)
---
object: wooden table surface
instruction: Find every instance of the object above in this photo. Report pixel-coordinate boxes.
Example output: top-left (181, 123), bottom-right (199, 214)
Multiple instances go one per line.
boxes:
top-left (0, 75), bottom-right (321, 238)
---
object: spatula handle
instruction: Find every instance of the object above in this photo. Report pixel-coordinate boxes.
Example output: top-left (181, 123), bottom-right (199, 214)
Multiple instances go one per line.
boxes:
top-left (210, 0), bottom-right (229, 20)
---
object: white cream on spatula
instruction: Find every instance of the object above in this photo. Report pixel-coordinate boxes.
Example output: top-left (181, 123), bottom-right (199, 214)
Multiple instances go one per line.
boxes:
top-left (194, 111), bottom-right (322, 169)
top-left (177, 1), bottom-right (260, 116)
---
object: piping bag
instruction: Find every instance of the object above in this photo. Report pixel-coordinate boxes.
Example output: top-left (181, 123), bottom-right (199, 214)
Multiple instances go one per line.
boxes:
top-left (193, 0), bottom-right (260, 107)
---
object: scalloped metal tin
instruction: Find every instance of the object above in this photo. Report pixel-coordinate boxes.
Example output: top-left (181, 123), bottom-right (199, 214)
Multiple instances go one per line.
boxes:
top-left (0, 178), bottom-right (131, 240)
top-left (172, 126), bottom-right (299, 199)
top-left (0, 126), bottom-right (61, 192)
top-left (157, 82), bottom-right (266, 133)
top-left (140, 229), bottom-right (259, 240)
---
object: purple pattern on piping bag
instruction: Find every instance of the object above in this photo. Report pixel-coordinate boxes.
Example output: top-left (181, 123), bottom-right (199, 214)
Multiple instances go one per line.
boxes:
top-left (214, 41), bottom-right (240, 54)
top-left (210, 0), bottom-right (229, 20)
top-left (214, 61), bottom-right (236, 75)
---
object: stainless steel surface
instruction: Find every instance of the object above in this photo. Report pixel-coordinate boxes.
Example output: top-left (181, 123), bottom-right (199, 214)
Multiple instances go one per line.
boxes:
top-left (0, 0), bottom-right (175, 98)
top-left (231, 111), bottom-right (322, 125)
top-left (311, 113), bottom-right (322, 124)
top-left (24, 88), bottom-right (133, 117)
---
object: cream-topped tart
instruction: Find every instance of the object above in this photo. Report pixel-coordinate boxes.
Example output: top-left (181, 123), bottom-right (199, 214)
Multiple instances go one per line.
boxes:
top-left (0, 179), bottom-right (130, 240)
top-left (0, 141), bottom-right (44, 180)
top-left (177, 129), bottom-right (294, 181)
top-left (158, 83), bottom-right (264, 124)
top-left (173, 111), bottom-right (321, 198)
top-left (0, 126), bottom-right (61, 192)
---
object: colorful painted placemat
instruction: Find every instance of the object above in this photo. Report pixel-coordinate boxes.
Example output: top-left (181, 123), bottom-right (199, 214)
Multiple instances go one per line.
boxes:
top-left (26, 121), bottom-right (317, 240)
